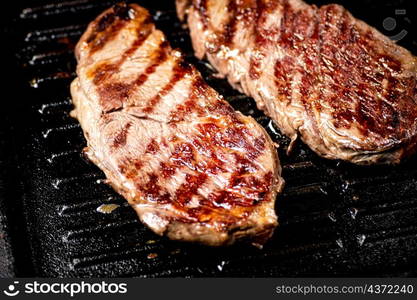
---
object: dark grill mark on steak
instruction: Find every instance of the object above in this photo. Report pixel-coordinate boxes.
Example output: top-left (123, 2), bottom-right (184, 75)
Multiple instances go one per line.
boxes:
top-left (86, 3), bottom-right (136, 54)
top-left (97, 40), bottom-right (169, 111)
top-left (132, 40), bottom-right (169, 88)
top-left (248, 0), bottom-right (265, 80)
top-left (143, 60), bottom-right (191, 113)
top-left (86, 11), bottom-right (115, 43)
top-left (113, 2), bottom-right (135, 20)
top-left (196, 121), bottom-right (266, 164)
top-left (113, 122), bottom-right (132, 148)
top-left (156, 137), bottom-right (213, 183)
top-left (89, 19), bottom-right (126, 54)
top-left (119, 159), bottom-right (145, 180)
top-left (134, 160), bottom-right (144, 170)
top-left (253, 136), bottom-right (267, 157)
top-left (249, 53), bottom-right (263, 80)
top-left (167, 138), bottom-right (270, 210)
top-left (174, 173), bottom-right (208, 207)
top-left (138, 173), bottom-right (171, 204)
top-left (169, 92), bottom-right (198, 123)
top-left (224, 127), bottom-right (264, 161)
top-left (99, 82), bottom-right (130, 112)
top-left (92, 63), bottom-right (119, 85)
top-left (160, 161), bottom-right (176, 179)
top-left (274, 56), bottom-right (294, 101)
top-left (248, 0), bottom-right (281, 80)
top-left (279, 0), bottom-right (296, 49)
top-left (208, 0), bottom-right (238, 53)
top-left (207, 101), bottom-right (242, 125)
top-left (92, 15), bottom-right (153, 85)
top-left (146, 139), bottom-right (159, 154)
top-left (169, 77), bottom-right (207, 123)
top-left (190, 135), bottom-right (226, 174)
top-left (208, 171), bottom-right (273, 207)
top-left (158, 126), bottom-right (268, 209)
top-left (172, 142), bottom-right (195, 169)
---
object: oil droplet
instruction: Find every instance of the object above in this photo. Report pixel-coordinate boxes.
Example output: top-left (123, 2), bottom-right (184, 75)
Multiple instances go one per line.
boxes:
top-left (46, 155), bottom-right (55, 163)
top-left (29, 78), bottom-right (40, 88)
top-left (170, 249), bottom-right (181, 255)
top-left (356, 234), bottom-right (366, 246)
top-left (147, 253), bottom-right (158, 259)
top-left (319, 186), bottom-right (328, 195)
top-left (153, 10), bottom-right (163, 21)
top-left (336, 239), bottom-right (344, 248)
top-left (328, 212), bottom-right (337, 222)
top-left (96, 204), bottom-right (120, 214)
top-left (267, 120), bottom-right (280, 136)
top-left (341, 181), bottom-right (350, 192)
top-left (38, 104), bottom-right (47, 114)
top-left (348, 207), bottom-right (358, 220)
top-left (42, 129), bottom-right (52, 138)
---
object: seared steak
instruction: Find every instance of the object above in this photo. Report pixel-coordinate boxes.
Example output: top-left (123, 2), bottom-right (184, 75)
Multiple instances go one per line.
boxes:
top-left (177, 0), bottom-right (417, 165)
top-left (70, 3), bottom-right (284, 246)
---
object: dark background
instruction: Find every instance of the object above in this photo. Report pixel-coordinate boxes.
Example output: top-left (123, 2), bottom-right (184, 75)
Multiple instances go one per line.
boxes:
top-left (0, 0), bottom-right (417, 277)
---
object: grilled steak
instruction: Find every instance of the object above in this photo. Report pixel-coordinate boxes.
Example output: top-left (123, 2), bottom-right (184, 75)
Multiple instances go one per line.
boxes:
top-left (70, 3), bottom-right (284, 246)
top-left (177, 0), bottom-right (417, 165)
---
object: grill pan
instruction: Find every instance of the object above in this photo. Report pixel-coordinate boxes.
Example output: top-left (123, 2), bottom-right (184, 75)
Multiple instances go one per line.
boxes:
top-left (1, 0), bottom-right (417, 277)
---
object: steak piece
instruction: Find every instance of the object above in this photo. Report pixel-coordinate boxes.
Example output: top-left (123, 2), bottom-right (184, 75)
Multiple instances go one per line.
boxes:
top-left (70, 3), bottom-right (284, 246)
top-left (177, 0), bottom-right (417, 165)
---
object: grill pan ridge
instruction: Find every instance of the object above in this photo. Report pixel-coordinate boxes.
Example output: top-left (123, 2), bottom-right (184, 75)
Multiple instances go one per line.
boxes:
top-left (0, 0), bottom-right (417, 277)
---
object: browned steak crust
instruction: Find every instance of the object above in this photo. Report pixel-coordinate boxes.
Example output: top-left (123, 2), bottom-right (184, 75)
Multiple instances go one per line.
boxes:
top-left (70, 3), bottom-right (284, 246)
top-left (178, 0), bottom-right (417, 165)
